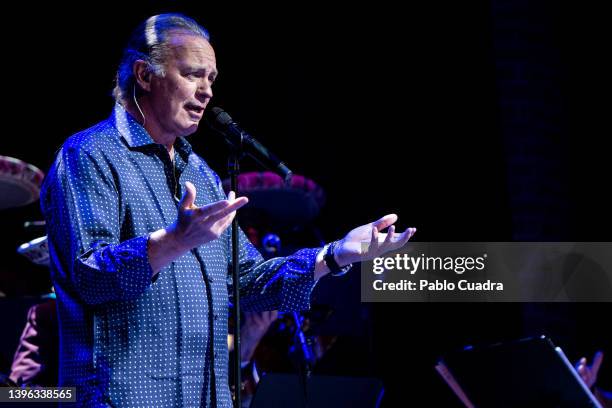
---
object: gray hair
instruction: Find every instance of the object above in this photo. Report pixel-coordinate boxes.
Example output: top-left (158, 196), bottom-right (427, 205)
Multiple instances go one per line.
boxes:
top-left (113, 13), bottom-right (210, 104)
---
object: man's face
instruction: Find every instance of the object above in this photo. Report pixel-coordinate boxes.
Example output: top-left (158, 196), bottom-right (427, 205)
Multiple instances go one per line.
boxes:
top-left (148, 33), bottom-right (217, 138)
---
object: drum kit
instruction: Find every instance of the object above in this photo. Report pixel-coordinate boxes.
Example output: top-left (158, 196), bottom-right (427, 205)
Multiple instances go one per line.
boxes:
top-left (0, 155), bottom-right (49, 267)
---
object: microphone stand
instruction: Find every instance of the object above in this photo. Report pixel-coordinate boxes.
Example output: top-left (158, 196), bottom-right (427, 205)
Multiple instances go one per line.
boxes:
top-left (212, 110), bottom-right (293, 407)
top-left (228, 148), bottom-right (242, 408)
top-left (292, 311), bottom-right (315, 408)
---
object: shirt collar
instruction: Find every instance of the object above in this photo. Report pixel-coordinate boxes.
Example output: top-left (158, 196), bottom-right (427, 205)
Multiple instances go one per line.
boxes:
top-left (174, 135), bottom-right (193, 160)
top-left (112, 103), bottom-right (155, 148)
top-left (111, 103), bottom-right (193, 157)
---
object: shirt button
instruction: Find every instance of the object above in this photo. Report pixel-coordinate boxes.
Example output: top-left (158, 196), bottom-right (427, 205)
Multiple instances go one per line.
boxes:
top-left (213, 314), bottom-right (219, 320)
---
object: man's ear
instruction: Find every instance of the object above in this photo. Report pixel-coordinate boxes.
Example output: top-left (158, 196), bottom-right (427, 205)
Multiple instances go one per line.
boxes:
top-left (133, 60), bottom-right (152, 92)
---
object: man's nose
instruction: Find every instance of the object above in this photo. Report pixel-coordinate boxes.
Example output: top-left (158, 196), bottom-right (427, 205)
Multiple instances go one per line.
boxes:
top-left (197, 80), bottom-right (213, 100)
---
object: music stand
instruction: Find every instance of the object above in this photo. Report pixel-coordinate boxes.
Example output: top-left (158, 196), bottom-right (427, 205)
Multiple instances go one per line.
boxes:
top-left (250, 373), bottom-right (384, 408)
top-left (436, 335), bottom-right (602, 407)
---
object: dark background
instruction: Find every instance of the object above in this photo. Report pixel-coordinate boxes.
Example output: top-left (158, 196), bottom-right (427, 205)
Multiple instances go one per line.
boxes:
top-left (1, 1), bottom-right (611, 406)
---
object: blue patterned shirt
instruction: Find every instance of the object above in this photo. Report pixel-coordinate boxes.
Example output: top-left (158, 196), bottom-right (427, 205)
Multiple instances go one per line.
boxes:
top-left (41, 104), bottom-right (320, 407)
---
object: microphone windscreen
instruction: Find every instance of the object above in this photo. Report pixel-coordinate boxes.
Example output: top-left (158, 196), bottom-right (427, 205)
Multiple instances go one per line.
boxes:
top-left (207, 106), bottom-right (233, 127)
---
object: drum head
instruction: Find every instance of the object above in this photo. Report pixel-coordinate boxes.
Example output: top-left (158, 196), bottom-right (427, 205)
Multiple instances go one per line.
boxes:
top-left (0, 155), bottom-right (45, 210)
top-left (17, 235), bottom-right (50, 266)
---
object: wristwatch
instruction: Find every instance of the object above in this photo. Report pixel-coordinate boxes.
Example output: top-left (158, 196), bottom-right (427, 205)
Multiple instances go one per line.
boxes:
top-left (324, 241), bottom-right (352, 277)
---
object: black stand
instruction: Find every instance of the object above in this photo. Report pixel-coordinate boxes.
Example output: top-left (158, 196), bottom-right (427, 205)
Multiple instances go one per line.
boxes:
top-left (228, 151), bottom-right (242, 408)
top-left (250, 374), bottom-right (385, 408)
top-left (217, 112), bottom-right (293, 407)
top-left (436, 335), bottom-right (604, 407)
top-left (291, 312), bottom-right (315, 408)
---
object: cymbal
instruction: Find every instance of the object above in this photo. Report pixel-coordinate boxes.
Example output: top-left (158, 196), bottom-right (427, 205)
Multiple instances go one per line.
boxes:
top-left (0, 155), bottom-right (44, 210)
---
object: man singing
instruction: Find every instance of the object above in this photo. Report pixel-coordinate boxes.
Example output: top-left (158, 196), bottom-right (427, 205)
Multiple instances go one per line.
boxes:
top-left (41, 13), bottom-right (415, 407)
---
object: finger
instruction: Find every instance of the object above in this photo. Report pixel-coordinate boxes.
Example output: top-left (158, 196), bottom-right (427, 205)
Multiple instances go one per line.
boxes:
top-left (179, 181), bottom-right (197, 210)
top-left (245, 311), bottom-right (259, 323)
top-left (384, 225), bottom-right (395, 244)
top-left (262, 311), bottom-right (275, 324)
top-left (228, 191), bottom-right (236, 201)
top-left (393, 227), bottom-right (416, 247)
top-left (193, 199), bottom-right (231, 218)
top-left (578, 369), bottom-right (590, 385)
top-left (202, 215), bottom-right (235, 243)
top-left (196, 196), bottom-right (248, 219)
top-left (252, 312), bottom-right (264, 326)
top-left (408, 227), bottom-right (417, 239)
top-left (208, 197), bottom-right (249, 220)
top-left (210, 209), bottom-right (237, 232)
top-left (372, 214), bottom-right (398, 231)
top-left (577, 365), bottom-right (587, 381)
top-left (370, 226), bottom-right (380, 251)
top-left (592, 351), bottom-right (604, 375)
top-left (208, 202), bottom-right (246, 234)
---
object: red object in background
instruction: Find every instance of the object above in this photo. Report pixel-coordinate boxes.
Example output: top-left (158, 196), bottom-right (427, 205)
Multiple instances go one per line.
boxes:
top-left (222, 171), bottom-right (325, 229)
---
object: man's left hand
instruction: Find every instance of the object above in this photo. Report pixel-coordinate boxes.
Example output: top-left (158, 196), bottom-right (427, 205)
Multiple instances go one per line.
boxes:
top-left (335, 214), bottom-right (416, 266)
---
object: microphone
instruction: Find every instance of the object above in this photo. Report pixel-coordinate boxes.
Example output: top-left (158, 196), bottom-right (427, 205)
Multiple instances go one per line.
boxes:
top-left (206, 107), bottom-right (293, 182)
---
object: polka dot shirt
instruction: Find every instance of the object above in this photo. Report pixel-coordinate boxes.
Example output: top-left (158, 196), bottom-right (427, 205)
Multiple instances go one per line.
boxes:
top-left (41, 104), bottom-right (320, 407)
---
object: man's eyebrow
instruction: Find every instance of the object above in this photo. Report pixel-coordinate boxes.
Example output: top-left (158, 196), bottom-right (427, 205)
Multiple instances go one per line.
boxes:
top-left (181, 64), bottom-right (218, 76)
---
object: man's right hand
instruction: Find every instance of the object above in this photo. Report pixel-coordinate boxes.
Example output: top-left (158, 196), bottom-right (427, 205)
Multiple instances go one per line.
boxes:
top-left (169, 181), bottom-right (249, 250)
top-left (148, 181), bottom-right (248, 274)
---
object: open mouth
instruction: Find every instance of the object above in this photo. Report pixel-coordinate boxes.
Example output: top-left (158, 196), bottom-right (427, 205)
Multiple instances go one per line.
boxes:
top-left (185, 103), bottom-right (205, 116)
